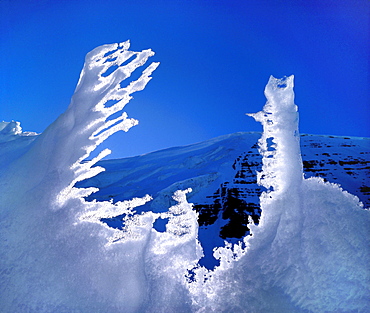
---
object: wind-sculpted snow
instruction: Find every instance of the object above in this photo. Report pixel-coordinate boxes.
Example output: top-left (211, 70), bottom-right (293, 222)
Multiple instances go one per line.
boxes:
top-left (0, 41), bottom-right (163, 312)
top-left (241, 76), bottom-right (369, 312)
top-left (0, 44), bottom-right (369, 313)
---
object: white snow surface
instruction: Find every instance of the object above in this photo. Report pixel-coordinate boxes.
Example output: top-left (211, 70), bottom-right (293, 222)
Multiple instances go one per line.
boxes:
top-left (0, 43), bottom-right (369, 313)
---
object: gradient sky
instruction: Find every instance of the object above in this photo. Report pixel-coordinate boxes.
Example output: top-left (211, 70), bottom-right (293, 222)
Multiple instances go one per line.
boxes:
top-left (1, 0), bottom-right (369, 158)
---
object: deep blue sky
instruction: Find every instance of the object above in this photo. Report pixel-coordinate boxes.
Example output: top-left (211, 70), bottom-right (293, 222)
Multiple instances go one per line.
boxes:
top-left (1, 0), bottom-right (369, 158)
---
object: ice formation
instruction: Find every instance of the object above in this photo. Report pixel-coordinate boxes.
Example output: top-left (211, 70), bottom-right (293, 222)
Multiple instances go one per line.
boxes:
top-left (0, 43), bottom-right (368, 313)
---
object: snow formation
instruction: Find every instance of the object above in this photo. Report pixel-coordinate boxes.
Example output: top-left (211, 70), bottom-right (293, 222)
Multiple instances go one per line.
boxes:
top-left (0, 42), bottom-right (369, 313)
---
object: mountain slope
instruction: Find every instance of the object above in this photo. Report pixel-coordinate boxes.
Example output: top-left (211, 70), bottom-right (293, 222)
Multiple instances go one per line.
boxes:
top-left (81, 132), bottom-right (369, 208)
top-left (79, 132), bottom-right (370, 267)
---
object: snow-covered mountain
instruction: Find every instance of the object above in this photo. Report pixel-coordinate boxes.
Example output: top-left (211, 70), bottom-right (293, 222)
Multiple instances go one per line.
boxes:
top-left (79, 132), bottom-right (370, 268)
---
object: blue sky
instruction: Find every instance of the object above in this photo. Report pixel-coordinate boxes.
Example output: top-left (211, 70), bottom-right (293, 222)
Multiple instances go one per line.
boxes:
top-left (1, 0), bottom-right (369, 158)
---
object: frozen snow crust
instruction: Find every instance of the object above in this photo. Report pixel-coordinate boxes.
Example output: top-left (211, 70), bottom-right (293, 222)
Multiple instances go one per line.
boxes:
top-left (0, 43), bottom-right (369, 313)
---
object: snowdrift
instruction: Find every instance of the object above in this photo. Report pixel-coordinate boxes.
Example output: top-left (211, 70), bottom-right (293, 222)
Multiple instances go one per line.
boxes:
top-left (0, 42), bottom-right (369, 313)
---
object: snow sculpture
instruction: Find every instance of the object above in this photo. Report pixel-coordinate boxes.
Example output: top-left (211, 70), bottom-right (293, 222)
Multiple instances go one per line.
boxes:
top-left (242, 75), bottom-right (370, 312)
top-left (249, 75), bottom-right (303, 192)
top-left (0, 41), bottom-right (161, 312)
top-left (247, 75), bottom-right (305, 260)
top-left (0, 41), bottom-right (368, 312)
